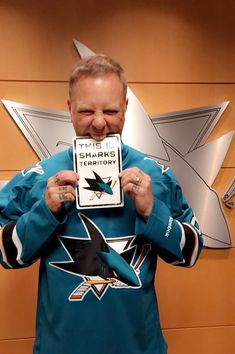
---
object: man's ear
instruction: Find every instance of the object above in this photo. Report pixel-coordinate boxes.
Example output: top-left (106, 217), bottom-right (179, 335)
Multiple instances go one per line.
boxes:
top-left (67, 98), bottom-right (71, 113)
top-left (125, 98), bottom-right (129, 111)
top-left (67, 98), bottom-right (73, 123)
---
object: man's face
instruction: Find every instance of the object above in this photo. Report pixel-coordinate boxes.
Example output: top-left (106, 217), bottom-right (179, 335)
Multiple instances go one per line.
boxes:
top-left (68, 73), bottom-right (127, 141)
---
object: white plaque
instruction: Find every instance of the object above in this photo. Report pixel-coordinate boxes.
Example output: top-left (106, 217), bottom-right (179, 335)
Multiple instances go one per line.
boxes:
top-left (73, 135), bottom-right (124, 209)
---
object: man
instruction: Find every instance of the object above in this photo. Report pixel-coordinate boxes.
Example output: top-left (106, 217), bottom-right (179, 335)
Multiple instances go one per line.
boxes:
top-left (0, 55), bottom-right (203, 354)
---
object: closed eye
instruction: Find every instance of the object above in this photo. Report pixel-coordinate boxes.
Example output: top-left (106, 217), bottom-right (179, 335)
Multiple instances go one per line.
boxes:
top-left (103, 110), bottom-right (119, 115)
top-left (78, 110), bottom-right (94, 116)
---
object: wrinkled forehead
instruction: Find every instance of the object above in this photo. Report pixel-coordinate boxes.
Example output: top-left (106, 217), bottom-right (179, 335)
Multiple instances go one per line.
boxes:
top-left (69, 72), bottom-right (127, 99)
top-left (70, 76), bottom-right (127, 111)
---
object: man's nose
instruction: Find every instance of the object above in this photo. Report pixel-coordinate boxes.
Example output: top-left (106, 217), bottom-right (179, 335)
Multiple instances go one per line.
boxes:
top-left (92, 112), bottom-right (106, 128)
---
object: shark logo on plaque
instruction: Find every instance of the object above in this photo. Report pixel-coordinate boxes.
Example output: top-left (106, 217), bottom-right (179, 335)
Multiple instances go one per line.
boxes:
top-left (73, 134), bottom-right (124, 209)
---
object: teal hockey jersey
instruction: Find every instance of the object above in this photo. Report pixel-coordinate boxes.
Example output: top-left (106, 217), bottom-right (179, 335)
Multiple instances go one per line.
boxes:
top-left (0, 144), bottom-right (203, 354)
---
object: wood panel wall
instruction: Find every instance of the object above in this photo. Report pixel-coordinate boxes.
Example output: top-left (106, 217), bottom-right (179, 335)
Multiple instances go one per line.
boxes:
top-left (0, 1), bottom-right (234, 353)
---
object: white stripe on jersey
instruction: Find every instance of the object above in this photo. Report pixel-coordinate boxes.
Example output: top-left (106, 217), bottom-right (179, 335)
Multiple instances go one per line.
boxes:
top-left (12, 226), bottom-right (25, 265)
top-left (176, 220), bottom-right (186, 251)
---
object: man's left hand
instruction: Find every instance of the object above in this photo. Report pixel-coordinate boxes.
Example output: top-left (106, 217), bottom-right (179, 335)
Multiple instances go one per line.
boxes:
top-left (119, 167), bottom-right (153, 220)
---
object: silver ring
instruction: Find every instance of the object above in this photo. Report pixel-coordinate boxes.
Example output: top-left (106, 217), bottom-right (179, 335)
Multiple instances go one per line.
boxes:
top-left (135, 176), bottom-right (142, 185)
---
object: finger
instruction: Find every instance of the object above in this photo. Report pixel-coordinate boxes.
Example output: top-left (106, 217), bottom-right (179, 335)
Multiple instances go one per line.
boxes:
top-left (131, 184), bottom-right (140, 193)
top-left (45, 184), bottom-right (76, 208)
top-left (119, 167), bottom-right (141, 178)
top-left (58, 185), bottom-right (76, 197)
top-left (56, 171), bottom-right (78, 186)
top-left (48, 171), bottom-right (79, 188)
top-left (121, 172), bottom-right (144, 189)
top-left (135, 175), bottom-right (143, 185)
top-left (122, 182), bottom-right (140, 195)
top-left (58, 192), bottom-right (76, 202)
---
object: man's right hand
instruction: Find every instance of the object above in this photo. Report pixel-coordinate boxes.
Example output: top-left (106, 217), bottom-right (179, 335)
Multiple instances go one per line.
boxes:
top-left (45, 170), bottom-right (79, 213)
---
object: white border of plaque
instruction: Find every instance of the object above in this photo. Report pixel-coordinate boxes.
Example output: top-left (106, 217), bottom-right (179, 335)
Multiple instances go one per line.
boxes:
top-left (73, 134), bottom-right (124, 209)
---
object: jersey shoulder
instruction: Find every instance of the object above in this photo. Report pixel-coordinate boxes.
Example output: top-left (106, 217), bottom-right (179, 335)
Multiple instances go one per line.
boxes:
top-left (123, 144), bottom-right (178, 184)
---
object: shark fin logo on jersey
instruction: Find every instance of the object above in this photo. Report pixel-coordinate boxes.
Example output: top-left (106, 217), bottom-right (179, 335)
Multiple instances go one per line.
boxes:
top-left (50, 214), bottom-right (151, 301)
top-left (22, 163), bottom-right (44, 176)
top-left (83, 171), bottom-right (116, 200)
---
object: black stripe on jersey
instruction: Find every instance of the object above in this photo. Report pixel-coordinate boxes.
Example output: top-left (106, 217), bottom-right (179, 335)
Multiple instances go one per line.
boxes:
top-left (2, 222), bottom-right (23, 268)
top-left (180, 223), bottom-right (197, 267)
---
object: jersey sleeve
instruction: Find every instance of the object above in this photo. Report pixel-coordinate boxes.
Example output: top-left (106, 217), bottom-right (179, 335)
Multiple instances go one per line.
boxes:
top-left (135, 170), bottom-right (203, 267)
top-left (0, 171), bottom-right (66, 269)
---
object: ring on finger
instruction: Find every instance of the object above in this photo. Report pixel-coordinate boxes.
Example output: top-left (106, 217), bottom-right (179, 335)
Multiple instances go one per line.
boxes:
top-left (135, 175), bottom-right (142, 185)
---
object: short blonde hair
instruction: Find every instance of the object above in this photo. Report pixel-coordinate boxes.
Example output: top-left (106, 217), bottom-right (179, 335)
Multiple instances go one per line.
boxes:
top-left (69, 54), bottom-right (127, 98)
